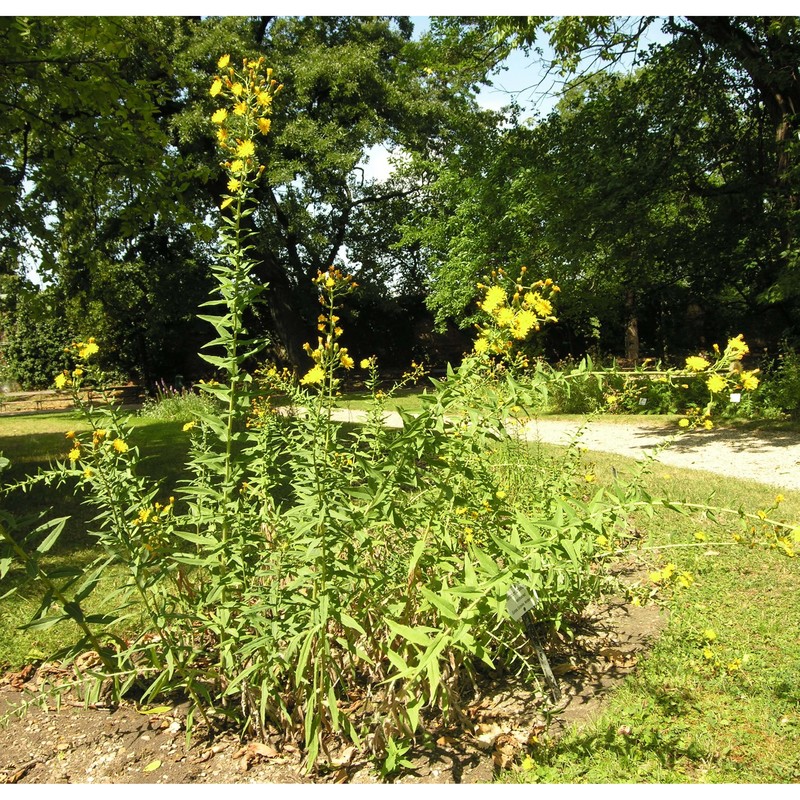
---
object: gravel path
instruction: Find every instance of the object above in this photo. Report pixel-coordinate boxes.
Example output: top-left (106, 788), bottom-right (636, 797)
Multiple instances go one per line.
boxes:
top-left (331, 409), bottom-right (800, 493)
top-left (519, 418), bottom-right (800, 492)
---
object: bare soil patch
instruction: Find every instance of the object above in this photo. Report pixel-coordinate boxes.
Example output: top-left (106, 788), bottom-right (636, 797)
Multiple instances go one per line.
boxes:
top-left (0, 576), bottom-right (666, 785)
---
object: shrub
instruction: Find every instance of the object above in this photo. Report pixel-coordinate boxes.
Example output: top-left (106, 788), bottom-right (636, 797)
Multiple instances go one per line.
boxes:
top-left (1, 55), bottom-right (794, 778)
top-left (139, 380), bottom-right (221, 422)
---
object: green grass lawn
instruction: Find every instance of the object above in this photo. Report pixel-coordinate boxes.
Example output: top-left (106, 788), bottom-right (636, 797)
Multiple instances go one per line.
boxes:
top-left (498, 446), bottom-right (800, 783)
top-left (1, 408), bottom-right (798, 782)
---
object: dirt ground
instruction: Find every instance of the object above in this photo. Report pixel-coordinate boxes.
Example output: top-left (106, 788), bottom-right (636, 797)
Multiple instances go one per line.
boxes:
top-left (0, 570), bottom-right (666, 785)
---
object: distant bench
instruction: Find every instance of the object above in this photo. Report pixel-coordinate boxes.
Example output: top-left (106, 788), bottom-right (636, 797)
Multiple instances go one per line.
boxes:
top-left (0, 385), bottom-right (143, 414)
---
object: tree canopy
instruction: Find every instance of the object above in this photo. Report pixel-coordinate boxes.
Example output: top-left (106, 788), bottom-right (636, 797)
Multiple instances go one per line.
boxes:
top-left (1, 15), bottom-right (798, 388)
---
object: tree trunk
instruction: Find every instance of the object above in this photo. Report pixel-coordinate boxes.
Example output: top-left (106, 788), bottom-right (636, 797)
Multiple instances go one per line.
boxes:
top-left (624, 290), bottom-right (639, 364)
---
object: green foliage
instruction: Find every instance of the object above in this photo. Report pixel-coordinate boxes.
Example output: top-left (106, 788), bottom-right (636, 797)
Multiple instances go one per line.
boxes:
top-left (138, 381), bottom-right (220, 423)
top-left (0, 286), bottom-right (74, 389)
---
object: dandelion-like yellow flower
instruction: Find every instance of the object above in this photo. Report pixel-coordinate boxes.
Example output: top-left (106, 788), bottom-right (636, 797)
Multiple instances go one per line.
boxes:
top-left (257, 91), bottom-right (272, 107)
top-left (54, 373), bottom-right (69, 389)
top-left (678, 418), bottom-right (690, 428)
top-left (112, 439), bottom-right (129, 453)
top-left (727, 334), bottom-right (749, 356)
top-left (83, 468), bottom-right (93, 479)
top-left (340, 353), bottom-right (354, 369)
top-left (703, 418), bottom-right (714, 430)
top-left (229, 159), bottom-right (244, 172)
top-left (300, 365), bottom-right (325, 385)
top-left (481, 285), bottom-right (506, 314)
top-left (360, 358), bottom-right (371, 369)
top-left (227, 178), bottom-right (241, 192)
top-left (182, 421), bottom-right (196, 432)
top-left (257, 117), bottom-right (271, 135)
top-left (741, 371), bottom-right (759, 391)
top-left (217, 54), bottom-right (230, 69)
top-left (231, 82), bottom-right (244, 97)
top-left (211, 108), bottom-right (228, 124)
top-left (210, 78), bottom-right (223, 97)
top-left (685, 355), bottom-right (710, 371)
top-left (216, 128), bottom-right (228, 144)
top-left (78, 341), bottom-right (99, 359)
top-left (511, 309), bottom-right (537, 340)
top-left (68, 448), bottom-right (81, 462)
top-left (233, 101), bottom-right (248, 116)
top-left (236, 140), bottom-right (255, 158)
top-left (707, 373), bottom-right (726, 393)
top-left (495, 307), bottom-right (515, 327)
top-left (531, 295), bottom-right (553, 317)
top-left (474, 336), bottom-right (490, 355)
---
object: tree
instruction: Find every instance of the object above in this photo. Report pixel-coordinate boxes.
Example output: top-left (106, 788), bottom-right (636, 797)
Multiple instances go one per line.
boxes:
top-left (408, 16), bottom-right (799, 358)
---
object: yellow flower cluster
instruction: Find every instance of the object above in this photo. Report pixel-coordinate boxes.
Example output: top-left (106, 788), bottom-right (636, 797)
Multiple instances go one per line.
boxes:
top-left (299, 268), bottom-right (360, 386)
top-left (62, 427), bottom-right (126, 465)
top-left (678, 334), bottom-right (759, 429)
top-left (54, 338), bottom-right (100, 390)
top-left (210, 54), bottom-right (281, 211)
top-left (473, 268), bottom-right (559, 357)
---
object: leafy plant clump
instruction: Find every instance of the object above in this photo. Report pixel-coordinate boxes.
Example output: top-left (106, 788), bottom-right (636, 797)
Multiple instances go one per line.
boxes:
top-left (139, 379), bottom-right (221, 422)
top-left (1, 54), bottom-right (797, 778)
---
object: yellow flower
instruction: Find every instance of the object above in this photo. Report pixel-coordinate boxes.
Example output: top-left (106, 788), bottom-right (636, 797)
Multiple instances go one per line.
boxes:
top-left (706, 373), bottom-right (726, 393)
top-left (727, 334), bottom-right (749, 356)
top-left (703, 628), bottom-right (717, 641)
top-left (83, 468), bottom-right (93, 479)
top-left (584, 473), bottom-right (596, 483)
top-left (217, 54), bottom-right (230, 69)
top-left (236, 140), bottom-right (255, 158)
top-left (741, 371), bottom-right (759, 391)
top-left (72, 368), bottom-right (83, 378)
top-left (495, 307), bottom-right (515, 327)
top-left (231, 82), bottom-right (244, 97)
top-left (685, 355), bottom-right (710, 371)
top-left (257, 91), bottom-right (273, 107)
top-left (233, 101), bottom-right (248, 116)
top-left (340, 353), bottom-right (354, 369)
top-left (65, 430), bottom-right (76, 439)
top-left (112, 438), bottom-right (129, 453)
top-left (78, 341), bottom-right (99, 359)
top-left (512, 309), bottom-right (537, 340)
top-left (300, 365), bottom-right (325, 385)
top-left (54, 373), bottom-right (69, 389)
top-left (531, 295), bottom-right (553, 317)
top-left (481, 285), bottom-right (506, 314)
top-left (227, 178), bottom-right (241, 192)
top-left (182, 421), bottom-right (196, 432)
top-left (360, 358), bottom-right (371, 369)
top-left (703, 418), bottom-right (714, 430)
top-left (229, 159), bottom-right (244, 172)
top-left (211, 108), bottom-right (228, 124)
top-left (68, 447), bottom-right (81, 462)
top-left (210, 78), bottom-right (223, 97)
top-left (257, 117), bottom-right (272, 135)
top-left (216, 128), bottom-right (228, 144)
top-left (775, 494), bottom-right (784, 504)
top-left (678, 418), bottom-right (690, 428)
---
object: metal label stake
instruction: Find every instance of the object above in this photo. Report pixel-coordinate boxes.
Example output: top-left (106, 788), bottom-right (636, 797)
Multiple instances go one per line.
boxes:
top-left (506, 584), bottom-right (562, 703)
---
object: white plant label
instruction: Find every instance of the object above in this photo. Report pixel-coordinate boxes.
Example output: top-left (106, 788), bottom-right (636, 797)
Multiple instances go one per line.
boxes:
top-left (506, 584), bottom-right (538, 621)
top-left (638, 397), bottom-right (648, 406)
top-left (730, 393), bottom-right (741, 403)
